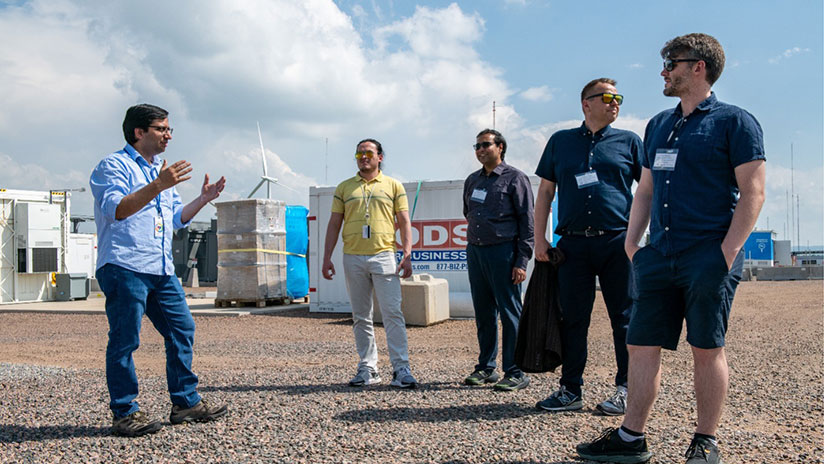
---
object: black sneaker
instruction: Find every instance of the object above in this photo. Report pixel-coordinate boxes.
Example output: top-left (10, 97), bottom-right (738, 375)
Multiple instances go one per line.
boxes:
top-left (111, 410), bottom-right (162, 437)
top-left (685, 436), bottom-right (721, 463)
top-left (576, 427), bottom-right (653, 463)
top-left (170, 397), bottom-right (228, 424)
top-left (536, 385), bottom-right (583, 412)
top-left (493, 374), bottom-right (530, 391)
top-left (464, 369), bottom-right (499, 386)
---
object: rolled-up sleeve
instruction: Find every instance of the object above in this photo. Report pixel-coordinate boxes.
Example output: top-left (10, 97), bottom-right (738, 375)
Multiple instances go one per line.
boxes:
top-left (90, 158), bottom-right (130, 222)
top-left (171, 186), bottom-right (190, 230)
top-left (512, 173), bottom-right (535, 269)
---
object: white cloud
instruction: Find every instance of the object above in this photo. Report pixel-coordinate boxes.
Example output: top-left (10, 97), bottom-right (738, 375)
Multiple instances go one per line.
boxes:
top-left (519, 86), bottom-right (554, 102)
top-left (628, 63), bottom-right (644, 69)
top-left (768, 46), bottom-right (811, 64)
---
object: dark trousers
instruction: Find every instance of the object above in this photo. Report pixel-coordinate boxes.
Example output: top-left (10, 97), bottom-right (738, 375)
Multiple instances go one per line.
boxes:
top-left (466, 242), bottom-right (523, 377)
top-left (556, 231), bottom-right (631, 395)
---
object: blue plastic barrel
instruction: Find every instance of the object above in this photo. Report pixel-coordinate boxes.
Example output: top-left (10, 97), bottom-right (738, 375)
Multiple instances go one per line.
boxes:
top-left (285, 205), bottom-right (309, 299)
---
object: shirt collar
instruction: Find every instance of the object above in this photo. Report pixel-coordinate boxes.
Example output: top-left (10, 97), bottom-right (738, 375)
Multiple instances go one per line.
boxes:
top-left (357, 170), bottom-right (384, 183)
top-left (479, 161), bottom-right (507, 177)
top-left (672, 91), bottom-right (718, 117)
top-left (123, 144), bottom-right (162, 168)
top-left (579, 121), bottom-right (612, 138)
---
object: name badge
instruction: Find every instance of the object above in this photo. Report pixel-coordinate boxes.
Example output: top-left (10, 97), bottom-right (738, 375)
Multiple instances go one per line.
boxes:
top-left (471, 188), bottom-right (487, 203)
top-left (362, 224), bottom-right (371, 239)
top-left (575, 170), bottom-right (599, 189)
top-left (653, 149), bottom-right (678, 171)
top-left (154, 216), bottom-right (164, 238)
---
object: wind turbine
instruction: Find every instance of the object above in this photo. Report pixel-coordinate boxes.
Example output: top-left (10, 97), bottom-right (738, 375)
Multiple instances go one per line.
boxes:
top-left (246, 122), bottom-right (302, 198)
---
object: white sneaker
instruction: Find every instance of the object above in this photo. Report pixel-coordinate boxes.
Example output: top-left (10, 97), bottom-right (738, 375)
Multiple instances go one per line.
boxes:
top-left (348, 367), bottom-right (381, 387)
top-left (596, 385), bottom-right (627, 416)
top-left (389, 366), bottom-right (417, 389)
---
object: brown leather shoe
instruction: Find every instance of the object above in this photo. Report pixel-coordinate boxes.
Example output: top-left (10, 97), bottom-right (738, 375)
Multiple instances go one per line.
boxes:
top-left (169, 397), bottom-right (228, 424)
top-left (112, 410), bottom-right (162, 437)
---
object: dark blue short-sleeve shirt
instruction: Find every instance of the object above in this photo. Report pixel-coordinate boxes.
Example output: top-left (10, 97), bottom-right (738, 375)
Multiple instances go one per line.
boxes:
top-left (535, 123), bottom-right (642, 234)
top-left (643, 93), bottom-right (766, 255)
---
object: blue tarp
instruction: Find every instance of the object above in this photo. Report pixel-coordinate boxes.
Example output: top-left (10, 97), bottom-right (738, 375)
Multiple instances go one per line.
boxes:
top-left (285, 205), bottom-right (309, 299)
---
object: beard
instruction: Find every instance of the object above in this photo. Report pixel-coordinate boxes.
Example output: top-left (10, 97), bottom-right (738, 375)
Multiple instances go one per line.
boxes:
top-left (663, 75), bottom-right (685, 97)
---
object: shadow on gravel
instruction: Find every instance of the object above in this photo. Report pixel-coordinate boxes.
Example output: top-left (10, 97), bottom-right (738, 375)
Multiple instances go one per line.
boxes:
top-left (0, 424), bottom-right (109, 443)
top-left (444, 461), bottom-right (581, 464)
top-left (201, 380), bottom-right (493, 395)
top-left (333, 402), bottom-right (543, 423)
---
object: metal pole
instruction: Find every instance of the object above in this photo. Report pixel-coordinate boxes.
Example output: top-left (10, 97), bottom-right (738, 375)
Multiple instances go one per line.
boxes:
top-left (790, 143), bottom-right (794, 251)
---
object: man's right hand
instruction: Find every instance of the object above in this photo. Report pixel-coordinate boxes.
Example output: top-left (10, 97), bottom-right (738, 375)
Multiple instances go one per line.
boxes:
top-left (535, 236), bottom-right (551, 262)
top-left (322, 259), bottom-right (335, 280)
top-left (155, 159), bottom-right (193, 190)
top-left (625, 242), bottom-right (641, 261)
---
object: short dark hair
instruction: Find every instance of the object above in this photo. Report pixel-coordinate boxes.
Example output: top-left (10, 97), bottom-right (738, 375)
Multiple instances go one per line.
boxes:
top-left (123, 104), bottom-right (168, 145)
top-left (661, 33), bottom-right (725, 86)
top-left (476, 128), bottom-right (507, 159)
top-left (581, 77), bottom-right (617, 101)
top-left (357, 138), bottom-right (383, 169)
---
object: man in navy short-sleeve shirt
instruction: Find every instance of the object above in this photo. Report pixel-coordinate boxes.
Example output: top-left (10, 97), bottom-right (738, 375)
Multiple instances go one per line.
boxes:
top-left (533, 78), bottom-right (642, 416)
top-left (577, 33), bottom-right (766, 464)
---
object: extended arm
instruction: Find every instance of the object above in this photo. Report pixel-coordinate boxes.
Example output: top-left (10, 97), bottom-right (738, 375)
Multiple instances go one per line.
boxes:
top-left (721, 159), bottom-right (766, 268)
top-left (115, 159), bottom-right (193, 220)
top-left (624, 168), bottom-right (654, 259)
top-left (180, 174), bottom-right (226, 224)
top-left (534, 178), bottom-right (556, 262)
top-left (396, 210), bottom-right (413, 278)
top-left (322, 212), bottom-right (344, 280)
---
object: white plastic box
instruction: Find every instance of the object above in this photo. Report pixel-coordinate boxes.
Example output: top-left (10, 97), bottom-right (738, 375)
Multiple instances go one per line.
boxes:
top-left (373, 274), bottom-right (450, 327)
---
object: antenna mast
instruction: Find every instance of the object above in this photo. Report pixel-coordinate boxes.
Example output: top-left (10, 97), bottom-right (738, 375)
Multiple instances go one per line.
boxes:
top-left (492, 101), bottom-right (496, 129)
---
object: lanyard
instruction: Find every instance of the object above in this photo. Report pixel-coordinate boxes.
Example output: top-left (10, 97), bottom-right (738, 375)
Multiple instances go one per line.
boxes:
top-left (666, 115), bottom-right (687, 146)
top-left (135, 156), bottom-right (162, 213)
top-left (361, 182), bottom-right (375, 222)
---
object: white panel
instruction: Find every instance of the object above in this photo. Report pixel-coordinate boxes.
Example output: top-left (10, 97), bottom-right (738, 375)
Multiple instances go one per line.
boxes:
top-left (67, 233), bottom-right (97, 277)
top-left (17, 273), bottom-right (50, 301)
top-left (0, 199), bottom-right (14, 302)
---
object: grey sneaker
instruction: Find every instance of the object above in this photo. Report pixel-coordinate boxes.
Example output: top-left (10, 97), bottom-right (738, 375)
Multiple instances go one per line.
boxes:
top-left (390, 366), bottom-right (417, 389)
top-left (464, 369), bottom-right (500, 386)
top-left (685, 436), bottom-right (722, 464)
top-left (348, 367), bottom-right (382, 387)
top-left (597, 385), bottom-right (628, 416)
top-left (169, 397), bottom-right (228, 424)
top-left (112, 410), bottom-right (162, 437)
top-left (493, 374), bottom-right (530, 391)
top-left (536, 385), bottom-right (583, 411)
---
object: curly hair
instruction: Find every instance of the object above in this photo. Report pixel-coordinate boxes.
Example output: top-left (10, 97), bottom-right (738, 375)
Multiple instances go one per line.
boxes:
top-left (661, 33), bottom-right (725, 86)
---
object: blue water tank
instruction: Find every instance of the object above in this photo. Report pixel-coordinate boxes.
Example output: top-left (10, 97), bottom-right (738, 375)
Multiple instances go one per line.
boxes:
top-left (285, 205), bottom-right (309, 299)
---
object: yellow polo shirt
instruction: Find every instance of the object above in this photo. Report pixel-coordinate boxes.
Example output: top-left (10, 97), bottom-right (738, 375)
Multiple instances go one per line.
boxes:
top-left (332, 171), bottom-right (408, 255)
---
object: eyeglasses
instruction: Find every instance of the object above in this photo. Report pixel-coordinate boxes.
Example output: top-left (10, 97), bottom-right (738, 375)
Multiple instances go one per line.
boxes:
top-left (663, 58), bottom-right (699, 72)
top-left (585, 93), bottom-right (624, 105)
top-left (473, 141), bottom-right (495, 151)
top-left (355, 150), bottom-right (377, 160)
top-left (148, 125), bottom-right (174, 135)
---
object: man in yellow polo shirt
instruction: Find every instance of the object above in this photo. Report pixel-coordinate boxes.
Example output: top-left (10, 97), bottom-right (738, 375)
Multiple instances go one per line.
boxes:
top-left (322, 138), bottom-right (417, 389)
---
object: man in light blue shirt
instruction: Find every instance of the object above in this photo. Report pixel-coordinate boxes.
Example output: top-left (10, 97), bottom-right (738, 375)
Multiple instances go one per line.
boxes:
top-left (90, 103), bottom-right (228, 437)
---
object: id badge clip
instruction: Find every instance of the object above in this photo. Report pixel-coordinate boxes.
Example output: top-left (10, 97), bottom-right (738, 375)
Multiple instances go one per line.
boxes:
top-left (471, 188), bottom-right (487, 203)
top-left (154, 216), bottom-right (164, 238)
top-left (362, 224), bottom-right (371, 239)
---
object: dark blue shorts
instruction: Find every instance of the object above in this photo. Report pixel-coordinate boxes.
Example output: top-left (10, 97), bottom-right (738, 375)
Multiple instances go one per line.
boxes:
top-left (627, 240), bottom-right (743, 350)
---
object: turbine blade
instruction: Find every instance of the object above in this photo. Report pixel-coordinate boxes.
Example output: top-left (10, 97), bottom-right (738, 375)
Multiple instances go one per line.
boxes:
top-left (257, 121), bottom-right (268, 176)
top-left (248, 178), bottom-right (266, 198)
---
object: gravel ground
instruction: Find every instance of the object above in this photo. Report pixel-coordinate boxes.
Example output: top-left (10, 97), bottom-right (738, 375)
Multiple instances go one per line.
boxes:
top-left (0, 280), bottom-right (821, 463)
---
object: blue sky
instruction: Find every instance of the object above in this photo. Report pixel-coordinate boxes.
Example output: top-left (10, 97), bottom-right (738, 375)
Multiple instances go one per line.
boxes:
top-left (0, 0), bottom-right (821, 246)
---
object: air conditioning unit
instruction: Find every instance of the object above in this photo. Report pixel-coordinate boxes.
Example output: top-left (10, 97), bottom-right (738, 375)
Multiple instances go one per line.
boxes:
top-left (15, 202), bottom-right (61, 273)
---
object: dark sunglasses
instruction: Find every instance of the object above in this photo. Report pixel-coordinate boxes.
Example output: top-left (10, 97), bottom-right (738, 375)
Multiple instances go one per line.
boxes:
top-left (473, 141), bottom-right (496, 151)
top-left (585, 93), bottom-right (624, 105)
top-left (663, 58), bottom-right (699, 72)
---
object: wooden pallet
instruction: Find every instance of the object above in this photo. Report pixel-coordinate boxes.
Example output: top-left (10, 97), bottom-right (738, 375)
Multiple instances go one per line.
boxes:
top-left (214, 297), bottom-right (291, 308)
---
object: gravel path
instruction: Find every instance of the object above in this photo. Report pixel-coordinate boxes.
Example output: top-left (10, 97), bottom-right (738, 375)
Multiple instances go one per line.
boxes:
top-left (0, 280), bottom-right (821, 463)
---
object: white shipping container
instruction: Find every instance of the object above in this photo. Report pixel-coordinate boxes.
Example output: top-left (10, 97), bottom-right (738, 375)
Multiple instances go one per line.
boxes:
top-left (67, 233), bottom-right (97, 278)
top-left (308, 176), bottom-right (554, 317)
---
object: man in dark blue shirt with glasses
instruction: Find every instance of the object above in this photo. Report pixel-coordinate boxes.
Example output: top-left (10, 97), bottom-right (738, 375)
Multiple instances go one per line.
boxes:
top-left (533, 78), bottom-right (642, 416)
top-left (577, 33), bottom-right (765, 464)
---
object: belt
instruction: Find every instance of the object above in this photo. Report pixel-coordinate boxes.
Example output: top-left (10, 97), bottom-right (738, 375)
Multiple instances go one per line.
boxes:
top-left (562, 228), bottom-right (607, 237)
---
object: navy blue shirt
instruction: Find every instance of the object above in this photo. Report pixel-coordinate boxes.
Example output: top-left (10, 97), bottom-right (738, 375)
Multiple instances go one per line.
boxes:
top-left (535, 123), bottom-right (642, 234)
top-left (643, 93), bottom-right (765, 255)
top-left (463, 162), bottom-right (535, 269)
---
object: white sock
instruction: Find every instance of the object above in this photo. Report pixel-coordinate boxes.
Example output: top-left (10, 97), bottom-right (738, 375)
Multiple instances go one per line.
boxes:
top-left (618, 427), bottom-right (644, 442)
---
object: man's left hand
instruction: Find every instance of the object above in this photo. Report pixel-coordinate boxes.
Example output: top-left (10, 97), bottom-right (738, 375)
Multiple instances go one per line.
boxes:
top-left (397, 253), bottom-right (412, 278)
top-left (200, 174), bottom-right (226, 203)
top-left (511, 267), bottom-right (526, 284)
top-left (721, 244), bottom-right (739, 271)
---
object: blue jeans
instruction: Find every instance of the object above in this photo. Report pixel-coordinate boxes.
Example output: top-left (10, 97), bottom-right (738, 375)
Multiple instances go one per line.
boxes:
top-left (556, 232), bottom-right (631, 395)
top-left (96, 263), bottom-right (201, 418)
top-left (466, 242), bottom-right (523, 378)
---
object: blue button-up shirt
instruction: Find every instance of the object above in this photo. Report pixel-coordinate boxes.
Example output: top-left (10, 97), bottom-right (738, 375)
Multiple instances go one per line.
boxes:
top-left (90, 144), bottom-right (190, 275)
top-left (535, 123), bottom-right (642, 234)
top-left (643, 93), bottom-right (765, 255)
top-left (463, 162), bottom-right (535, 269)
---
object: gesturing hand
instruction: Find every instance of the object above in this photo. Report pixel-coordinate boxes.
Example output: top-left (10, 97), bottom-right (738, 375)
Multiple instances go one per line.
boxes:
top-left (200, 174), bottom-right (226, 202)
top-left (156, 160), bottom-right (193, 190)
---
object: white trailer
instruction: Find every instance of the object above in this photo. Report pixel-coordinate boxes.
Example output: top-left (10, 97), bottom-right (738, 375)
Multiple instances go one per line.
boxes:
top-left (308, 177), bottom-right (554, 317)
top-left (0, 188), bottom-right (73, 303)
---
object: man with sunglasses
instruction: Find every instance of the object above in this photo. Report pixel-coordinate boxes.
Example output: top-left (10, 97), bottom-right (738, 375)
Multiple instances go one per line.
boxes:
top-left (462, 129), bottom-right (534, 391)
top-left (90, 104), bottom-right (228, 437)
top-left (577, 34), bottom-right (765, 464)
top-left (533, 78), bottom-right (642, 416)
top-left (322, 138), bottom-right (418, 389)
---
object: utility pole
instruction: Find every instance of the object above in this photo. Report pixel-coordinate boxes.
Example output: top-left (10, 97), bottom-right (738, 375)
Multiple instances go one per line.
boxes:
top-left (325, 138), bottom-right (329, 185)
top-left (790, 143), bottom-right (795, 251)
top-left (796, 194), bottom-right (801, 252)
top-left (492, 100), bottom-right (496, 129)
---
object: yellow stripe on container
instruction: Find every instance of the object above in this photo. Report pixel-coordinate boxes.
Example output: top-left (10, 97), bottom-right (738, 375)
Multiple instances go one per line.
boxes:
top-left (218, 248), bottom-right (306, 258)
